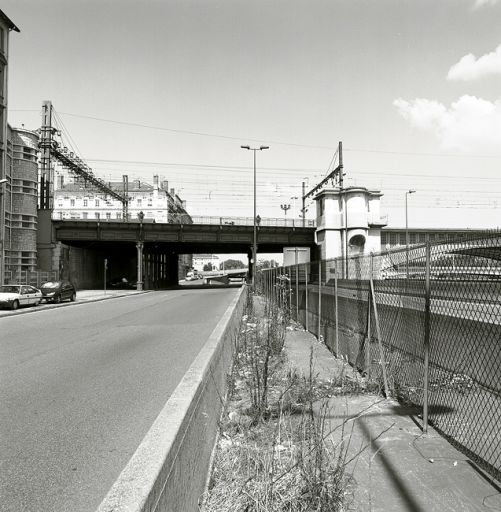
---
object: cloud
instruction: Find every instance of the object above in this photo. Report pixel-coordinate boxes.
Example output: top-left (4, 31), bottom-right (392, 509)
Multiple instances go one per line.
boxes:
top-left (473, 0), bottom-right (500, 8)
top-left (448, 44), bottom-right (501, 80)
top-left (394, 95), bottom-right (501, 152)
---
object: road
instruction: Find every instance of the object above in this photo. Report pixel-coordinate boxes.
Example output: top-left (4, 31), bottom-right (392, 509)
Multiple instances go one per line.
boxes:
top-left (0, 288), bottom-right (239, 512)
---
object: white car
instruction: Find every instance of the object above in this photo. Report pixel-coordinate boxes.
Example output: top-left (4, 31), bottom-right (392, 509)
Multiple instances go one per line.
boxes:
top-left (0, 284), bottom-right (43, 310)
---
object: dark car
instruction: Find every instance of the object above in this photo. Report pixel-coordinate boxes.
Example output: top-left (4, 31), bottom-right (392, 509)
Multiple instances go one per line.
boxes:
top-left (107, 277), bottom-right (136, 290)
top-left (40, 280), bottom-right (77, 303)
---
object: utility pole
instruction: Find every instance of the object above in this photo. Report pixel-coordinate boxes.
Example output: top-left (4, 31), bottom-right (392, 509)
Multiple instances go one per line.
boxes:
top-left (39, 101), bottom-right (54, 210)
top-left (338, 141), bottom-right (348, 279)
top-left (122, 175), bottom-right (129, 221)
top-left (301, 181), bottom-right (306, 227)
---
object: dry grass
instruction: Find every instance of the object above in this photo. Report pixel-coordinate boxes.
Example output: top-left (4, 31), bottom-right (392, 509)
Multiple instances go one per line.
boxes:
top-left (201, 291), bottom-right (363, 511)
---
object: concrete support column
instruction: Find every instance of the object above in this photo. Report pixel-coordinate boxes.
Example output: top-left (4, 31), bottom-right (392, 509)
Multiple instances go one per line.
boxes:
top-left (136, 241), bottom-right (144, 291)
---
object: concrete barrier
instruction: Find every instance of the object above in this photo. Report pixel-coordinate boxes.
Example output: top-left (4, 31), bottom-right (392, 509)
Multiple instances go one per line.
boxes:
top-left (97, 286), bottom-right (247, 512)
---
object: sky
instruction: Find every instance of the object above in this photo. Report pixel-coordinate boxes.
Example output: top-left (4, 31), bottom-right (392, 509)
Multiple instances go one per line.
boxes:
top-left (4, 0), bottom-right (501, 231)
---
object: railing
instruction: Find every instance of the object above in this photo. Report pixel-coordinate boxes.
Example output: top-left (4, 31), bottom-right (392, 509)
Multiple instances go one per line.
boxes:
top-left (177, 215), bottom-right (315, 227)
top-left (256, 231), bottom-right (501, 482)
top-left (52, 214), bottom-right (316, 228)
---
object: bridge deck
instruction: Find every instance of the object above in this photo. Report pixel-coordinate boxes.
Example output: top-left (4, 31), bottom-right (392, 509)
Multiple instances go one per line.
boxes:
top-left (53, 219), bottom-right (317, 254)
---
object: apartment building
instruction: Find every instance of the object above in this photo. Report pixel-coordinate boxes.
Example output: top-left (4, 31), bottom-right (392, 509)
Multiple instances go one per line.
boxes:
top-left (53, 175), bottom-right (189, 223)
top-left (0, 10), bottom-right (20, 283)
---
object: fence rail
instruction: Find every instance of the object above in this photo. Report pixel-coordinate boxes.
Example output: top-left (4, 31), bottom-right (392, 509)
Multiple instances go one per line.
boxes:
top-left (52, 215), bottom-right (316, 228)
top-left (257, 231), bottom-right (501, 482)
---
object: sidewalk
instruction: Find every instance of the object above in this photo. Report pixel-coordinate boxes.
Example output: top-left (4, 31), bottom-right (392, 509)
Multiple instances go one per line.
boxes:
top-left (285, 328), bottom-right (501, 512)
top-left (0, 289), bottom-right (147, 318)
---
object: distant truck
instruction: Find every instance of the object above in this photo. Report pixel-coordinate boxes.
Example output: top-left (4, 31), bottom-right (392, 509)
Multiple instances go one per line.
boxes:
top-left (283, 247), bottom-right (311, 282)
top-left (283, 247), bottom-right (311, 267)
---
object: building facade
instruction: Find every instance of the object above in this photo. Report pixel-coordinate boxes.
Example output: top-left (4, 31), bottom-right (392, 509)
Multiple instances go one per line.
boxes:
top-left (53, 175), bottom-right (189, 223)
top-left (4, 128), bottom-right (39, 274)
top-left (380, 228), bottom-right (485, 250)
top-left (0, 10), bottom-right (20, 284)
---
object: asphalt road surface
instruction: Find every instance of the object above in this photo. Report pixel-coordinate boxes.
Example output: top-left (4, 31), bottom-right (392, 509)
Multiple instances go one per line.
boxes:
top-left (0, 288), bottom-right (239, 512)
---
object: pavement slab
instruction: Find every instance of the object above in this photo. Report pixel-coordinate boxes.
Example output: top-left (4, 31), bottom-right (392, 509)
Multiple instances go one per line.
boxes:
top-left (284, 328), bottom-right (501, 512)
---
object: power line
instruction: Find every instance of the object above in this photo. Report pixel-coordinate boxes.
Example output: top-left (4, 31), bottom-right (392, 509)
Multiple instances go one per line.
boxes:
top-left (57, 111), bottom-right (337, 151)
top-left (9, 109), bottom-right (501, 160)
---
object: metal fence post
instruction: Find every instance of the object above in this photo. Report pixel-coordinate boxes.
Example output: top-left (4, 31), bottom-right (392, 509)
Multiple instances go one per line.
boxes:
top-left (295, 260), bottom-right (299, 322)
top-left (273, 267), bottom-right (278, 306)
top-left (366, 254), bottom-right (373, 378)
top-left (423, 239), bottom-right (431, 433)
top-left (334, 260), bottom-right (339, 356)
top-left (305, 262), bottom-right (309, 332)
top-left (318, 260), bottom-right (322, 341)
top-left (369, 268), bottom-right (390, 398)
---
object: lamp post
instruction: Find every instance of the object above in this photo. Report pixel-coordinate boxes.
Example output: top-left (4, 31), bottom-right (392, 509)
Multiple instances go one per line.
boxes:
top-left (241, 145), bottom-right (269, 286)
top-left (405, 190), bottom-right (416, 279)
top-left (280, 203), bottom-right (291, 218)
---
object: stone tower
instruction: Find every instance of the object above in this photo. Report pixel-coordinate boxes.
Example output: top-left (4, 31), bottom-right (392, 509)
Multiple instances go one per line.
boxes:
top-left (315, 186), bottom-right (387, 263)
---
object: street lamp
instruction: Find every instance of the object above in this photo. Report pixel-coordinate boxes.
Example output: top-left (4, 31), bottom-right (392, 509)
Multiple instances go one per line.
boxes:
top-left (405, 190), bottom-right (416, 279)
top-left (280, 204), bottom-right (291, 218)
top-left (241, 145), bottom-right (269, 286)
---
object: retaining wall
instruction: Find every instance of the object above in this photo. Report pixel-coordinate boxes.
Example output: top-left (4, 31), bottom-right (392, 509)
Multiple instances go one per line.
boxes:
top-left (97, 285), bottom-right (246, 512)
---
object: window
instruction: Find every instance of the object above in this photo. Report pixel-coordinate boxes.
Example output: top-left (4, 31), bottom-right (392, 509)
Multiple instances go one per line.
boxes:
top-left (106, 212), bottom-right (111, 220)
top-left (82, 212), bottom-right (88, 219)
top-left (95, 212), bottom-right (100, 220)
top-left (83, 199), bottom-right (88, 207)
top-left (95, 199), bottom-right (100, 207)
top-left (137, 199), bottom-right (142, 207)
top-left (116, 213), bottom-right (122, 219)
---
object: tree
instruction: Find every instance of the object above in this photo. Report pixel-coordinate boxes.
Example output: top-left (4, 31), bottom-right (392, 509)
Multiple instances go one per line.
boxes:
top-left (256, 259), bottom-right (279, 270)
top-left (220, 259), bottom-right (246, 270)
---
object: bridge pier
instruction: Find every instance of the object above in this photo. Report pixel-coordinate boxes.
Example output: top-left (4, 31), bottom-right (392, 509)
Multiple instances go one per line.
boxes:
top-left (136, 242), bottom-right (144, 291)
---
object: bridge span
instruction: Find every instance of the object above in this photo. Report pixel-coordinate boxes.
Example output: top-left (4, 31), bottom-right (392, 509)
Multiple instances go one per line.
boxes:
top-left (48, 217), bottom-right (317, 289)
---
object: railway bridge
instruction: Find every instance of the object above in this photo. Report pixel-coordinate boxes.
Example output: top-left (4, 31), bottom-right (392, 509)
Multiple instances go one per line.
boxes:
top-left (43, 216), bottom-right (317, 289)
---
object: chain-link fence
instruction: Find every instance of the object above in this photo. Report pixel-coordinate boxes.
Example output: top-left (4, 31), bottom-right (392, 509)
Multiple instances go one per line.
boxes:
top-left (256, 232), bottom-right (501, 482)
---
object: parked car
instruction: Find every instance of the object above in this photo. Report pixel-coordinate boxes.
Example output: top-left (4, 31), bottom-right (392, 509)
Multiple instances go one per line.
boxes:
top-left (0, 284), bottom-right (43, 310)
top-left (186, 271), bottom-right (203, 281)
top-left (107, 277), bottom-right (136, 290)
top-left (40, 280), bottom-right (77, 303)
